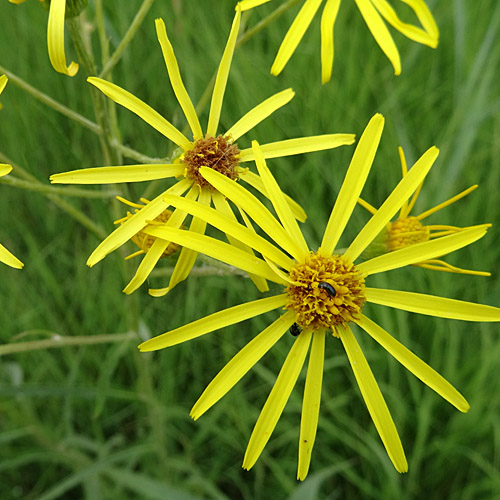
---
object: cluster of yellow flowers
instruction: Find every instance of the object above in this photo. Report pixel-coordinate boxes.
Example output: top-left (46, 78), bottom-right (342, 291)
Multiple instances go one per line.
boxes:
top-left (2, 0), bottom-right (500, 481)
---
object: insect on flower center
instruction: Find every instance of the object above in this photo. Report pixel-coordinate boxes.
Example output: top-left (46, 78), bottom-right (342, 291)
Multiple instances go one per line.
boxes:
top-left (285, 252), bottom-right (366, 335)
top-left (183, 135), bottom-right (240, 189)
top-left (387, 216), bottom-right (429, 251)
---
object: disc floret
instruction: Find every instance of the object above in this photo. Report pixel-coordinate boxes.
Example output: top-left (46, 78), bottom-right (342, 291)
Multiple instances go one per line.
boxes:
top-left (285, 252), bottom-right (366, 333)
top-left (131, 209), bottom-right (180, 257)
top-left (116, 198), bottom-right (180, 258)
top-left (183, 135), bottom-right (240, 189)
top-left (386, 216), bottom-right (430, 251)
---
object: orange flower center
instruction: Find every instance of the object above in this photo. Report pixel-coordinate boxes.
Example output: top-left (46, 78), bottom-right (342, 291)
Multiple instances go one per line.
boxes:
top-left (122, 208), bottom-right (180, 258)
top-left (285, 252), bottom-right (366, 334)
top-left (183, 135), bottom-right (240, 189)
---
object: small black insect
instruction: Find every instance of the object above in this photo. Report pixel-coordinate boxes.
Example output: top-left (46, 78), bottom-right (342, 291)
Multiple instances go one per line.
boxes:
top-left (290, 323), bottom-right (302, 337)
top-left (318, 281), bottom-right (336, 298)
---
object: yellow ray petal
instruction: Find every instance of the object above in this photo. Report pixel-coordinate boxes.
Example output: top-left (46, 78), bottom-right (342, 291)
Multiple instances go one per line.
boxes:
top-left (0, 74), bottom-right (7, 95)
top-left (200, 167), bottom-right (302, 259)
top-left (243, 329), bottom-right (313, 470)
top-left (88, 77), bottom-right (190, 149)
top-left (357, 197), bottom-right (379, 216)
top-left (416, 185), bottom-right (479, 221)
top-left (320, 114), bottom-right (384, 255)
top-left (345, 146), bottom-right (439, 262)
top-left (225, 89), bottom-right (295, 141)
top-left (148, 188), bottom-right (208, 298)
top-left (356, 315), bottom-right (469, 412)
top-left (354, 0), bottom-right (401, 75)
top-left (184, 191), bottom-right (293, 270)
top-left (0, 242), bottom-right (24, 269)
top-left (142, 226), bottom-right (286, 285)
top-left (240, 170), bottom-right (307, 222)
top-left (0, 163), bottom-right (13, 177)
top-left (47, 0), bottom-right (78, 76)
top-left (366, 287), bottom-right (500, 322)
top-left (297, 330), bottom-right (325, 481)
top-left (357, 224), bottom-right (489, 276)
top-left (206, 7), bottom-right (241, 137)
top-left (155, 18), bottom-right (203, 141)
top-left (165, 188), bottom-right (211, 294)
top-left (123, 238), bottom-right (170, 295)
top-left (239, 134), bottom-right (355, 162)
top-left (338, 324), bottom-right (407, 472)
top-left (271, 0), bottom-right (323, 76)
top-left (402, 0), bottom-right (439, 40)
top-left (402, 181), bottom-right (424, 219)
top-left (191, 311), bottom-right (295, 420)
top-left (238, 0), bottom-right (271, 10)
top-left (415, 259), bottom-right (491, 277)
top-left (320, 0), bottom-right (341, 84)
top-left (262, 255), bottom-right (297, 285)
top-left (252, 141), bottom-right (309, 256)
top-left (212, 193), bottom-right (269, 292)
top-left (87, 179), bottom-right (191, 267)
top-left (122, 188), bottom-right (198, 295)
top-left (139, 294), bottom-right (287, 352)
top-left (397, 147), bottom-right (410, 218)
top-left (370, 0), bottom-right (438, 47)
top-left (164, 191), bottom-right (294, 270)
top-left (50, 164), bottom-right (184, 185)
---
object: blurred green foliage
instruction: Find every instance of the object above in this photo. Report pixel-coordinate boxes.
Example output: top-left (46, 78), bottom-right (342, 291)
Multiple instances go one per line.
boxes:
top-left (1, 0), bottom-right (500, 499)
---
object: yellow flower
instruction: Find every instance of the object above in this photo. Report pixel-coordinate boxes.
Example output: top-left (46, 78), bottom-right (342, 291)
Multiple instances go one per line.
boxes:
top-left (0, 76), bottom-right (24, 269)
top-left (238, 0), bottom-right (439, 83)
top-left (138, 114), bottom-right (499, 479)
top-left (9, 0), bottom-right (78, 76)
top-left (50, 7), bottom-right (354, 295)
top-left (358, 146), bottom-right (490, 276)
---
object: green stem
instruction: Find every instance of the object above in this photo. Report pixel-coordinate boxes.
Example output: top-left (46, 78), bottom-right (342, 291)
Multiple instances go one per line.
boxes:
top-left (0, 64), bottom-right (100, 134)
top-left (111, 140), bottom-right (164, 164)
top-left (0, 332), bottom-right (137, 355)
top-left (94, 0), bottom-right (123, 165)
top-left (67, 16), bottom-right (120, 166)
top-left (0, 152), bottom-right (106, 238)
top-left (46, 194), bottom-right (107, 239)
top-left (0, 66), bottom-right (156, 164)
top-left (0, 175), bottom-right (118, 198)
top-left (94, 0), bottom-right (111, 66)
top-left (99, 0), bottom-right (158, 78)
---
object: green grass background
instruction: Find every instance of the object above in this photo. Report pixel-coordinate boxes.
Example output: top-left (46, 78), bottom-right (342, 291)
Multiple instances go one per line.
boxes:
top-left (1, 0), bottom-right (500, 498)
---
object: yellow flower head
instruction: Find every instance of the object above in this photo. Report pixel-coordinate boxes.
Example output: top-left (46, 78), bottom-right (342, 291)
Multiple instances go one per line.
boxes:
top-left (138, 114), bottom-right (499, 479)
top-left (238, 0), bottom-right (439, 83)
top-left (10, 0), bottom-right (78, 76)
top-left (0, 76), bottom-right (24, 269)
top-left (50, 7), bottom-right (354, 295)
top-left (359, 146), bottom-right (490, 276)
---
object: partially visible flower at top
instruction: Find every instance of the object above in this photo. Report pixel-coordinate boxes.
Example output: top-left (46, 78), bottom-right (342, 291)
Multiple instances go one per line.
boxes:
top-left (358, 146), bottom-right (490, 276)
top-left (0, 76), bottom-right (24, 269)
top-left (50, 6), bottom-right (355, 296)
top-left (9, 0), bottom-right (79, 76)
top-left (238, 0), bottom-right (439, 83)
top-left (137, 114), bottom-right (498, 478)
